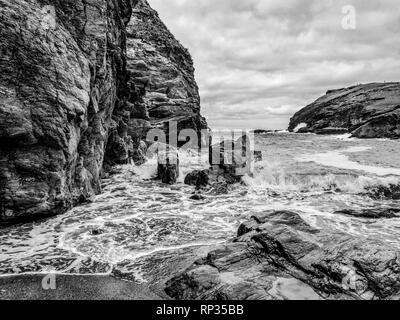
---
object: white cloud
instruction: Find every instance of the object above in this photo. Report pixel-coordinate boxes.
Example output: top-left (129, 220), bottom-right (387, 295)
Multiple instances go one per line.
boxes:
top-left (149, 0), bottom-right (400, 129)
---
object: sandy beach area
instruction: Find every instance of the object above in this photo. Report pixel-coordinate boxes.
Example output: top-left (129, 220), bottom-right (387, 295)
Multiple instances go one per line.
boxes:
top-left (0, 274), bottom-right (162, 300)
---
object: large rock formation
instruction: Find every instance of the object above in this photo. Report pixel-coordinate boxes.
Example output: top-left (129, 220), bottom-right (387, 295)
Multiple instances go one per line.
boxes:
top-left (165, 210), bottom-right (400, 300)
top-left (0, 0), bottom-right (207, 225)
top-left (288, 82), bottom-right (400, 139)
top-left (123, 0), bottom-right (208, 145)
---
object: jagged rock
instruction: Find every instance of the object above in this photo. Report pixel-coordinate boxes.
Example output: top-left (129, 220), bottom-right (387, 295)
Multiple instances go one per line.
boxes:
top-left (184, 170), bottom-right (210, 188)
top-left (124, 0), bottom-right (208, 145)
top-left (165, 210), bottom-right (400, 300)
top-left (288, 82), bottom-right (400, 139)
top-left (157, 151), bottom-right (179, 185)
top-left (0, 0), bottom-right (132, 224)
top-left (209, 135), bottom-right (253, 178)
top-left (131, 140), bottom-right (148, 165)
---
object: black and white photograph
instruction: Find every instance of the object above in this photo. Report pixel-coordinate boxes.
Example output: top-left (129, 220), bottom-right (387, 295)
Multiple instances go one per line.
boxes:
top-left (0, 0), bottom-right (400, 311)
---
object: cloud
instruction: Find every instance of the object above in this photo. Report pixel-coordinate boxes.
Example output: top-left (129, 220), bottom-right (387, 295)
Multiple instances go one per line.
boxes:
top-left (149, 0), bottom-right (400, 129)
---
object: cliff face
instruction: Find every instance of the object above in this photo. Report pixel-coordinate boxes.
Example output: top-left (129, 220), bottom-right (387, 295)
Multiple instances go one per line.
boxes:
top-left (288, 82), bottom-right (400, 139)
top-left (0, 0), bottom-right (206, 225)
top-left (104, 0), bottom-right (208, 166)
top-left (125, 0), bottom-right (207, 143)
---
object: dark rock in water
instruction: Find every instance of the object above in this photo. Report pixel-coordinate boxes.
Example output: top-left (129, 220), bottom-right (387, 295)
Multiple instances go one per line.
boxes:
top-left (288, 82), bottom-right (400, 139)
top-left (190, 194), bottom-right (205, 201)
top-left (314, 128), bottom-right (349, 135)
top-left (209, 135), bottom-right (253, 180)
top-left (296, 127), bottom-right (311, 133)
top-left (165, 210), bottom-right (400, 300)
top-left (91, 229), bottom-right (103, 236)
top-left (254, 151), bottom-right (263, 162)
top-left (184, 170), bottom-right (210, 188)
top-left (334, 208), bottom-right (400, 219)
top-left (131, 140), bottom-right (148, 166)
top-left (157, 151), bottom-right (179, 185)
top-left (367, 184), bottom-right (400, 200)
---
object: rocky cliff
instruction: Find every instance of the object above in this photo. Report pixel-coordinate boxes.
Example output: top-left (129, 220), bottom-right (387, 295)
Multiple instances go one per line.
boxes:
top-left (106, 0), bottom-right (208, 166)
top-left (288, 82), bottom-right (400, 139)
top-left (0, 0), bottom-right (207, 225)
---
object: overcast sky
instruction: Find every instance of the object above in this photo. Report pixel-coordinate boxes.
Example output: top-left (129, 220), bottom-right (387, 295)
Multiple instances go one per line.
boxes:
top-left (150, 0), bottom-right (400, 130)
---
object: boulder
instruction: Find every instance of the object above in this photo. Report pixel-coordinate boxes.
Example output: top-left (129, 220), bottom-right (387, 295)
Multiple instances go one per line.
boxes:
top-left (125, 0), bottom-right (208, 144)
top-left (209, 135), bottom-right (253, 179)
top-left (157, 151), bottom-right (179, 185)
top-left (184, 170), bottom-right (210, 188)
top-left (254, 151), bottom-right (263, 162)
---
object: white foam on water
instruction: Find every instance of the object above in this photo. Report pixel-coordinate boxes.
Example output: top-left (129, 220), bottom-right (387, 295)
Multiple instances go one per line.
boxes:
top-left (297, 146), bottom-right (400, 176)
top-left (2, 134), bottom-right (400, 285)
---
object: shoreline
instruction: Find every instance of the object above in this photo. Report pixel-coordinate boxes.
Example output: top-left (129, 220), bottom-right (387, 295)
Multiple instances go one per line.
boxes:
top-left (0, 274), bottom-right (163, 300)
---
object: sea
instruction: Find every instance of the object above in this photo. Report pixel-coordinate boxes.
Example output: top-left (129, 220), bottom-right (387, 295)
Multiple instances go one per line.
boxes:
top-left (1, 132), bottom-right (400, 297)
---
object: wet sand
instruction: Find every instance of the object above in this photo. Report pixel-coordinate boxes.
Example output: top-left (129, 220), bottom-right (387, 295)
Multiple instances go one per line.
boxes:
top-left (0, 274), bottom-right (162, 300)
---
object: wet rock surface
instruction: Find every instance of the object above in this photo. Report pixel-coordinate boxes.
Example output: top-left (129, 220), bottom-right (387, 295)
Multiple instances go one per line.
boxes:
top-left (0, 0), bottom-right (207, 224)
top-left (334, 208), bottom-right (400, 219)
top-left (0, 0), bottom-right (133, 224)
top-left (288, 82), bottom-right (400, 139)
top-left (165, 210), bottom-right (400, 300)
top-left (124, 0), bottom-right (208, 144)
top-left (157, 151), bottom-right (179, 185)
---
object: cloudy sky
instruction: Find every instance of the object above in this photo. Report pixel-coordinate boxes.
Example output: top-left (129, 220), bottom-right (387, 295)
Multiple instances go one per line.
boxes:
top-left (150, 0), bottom-right (400, 130)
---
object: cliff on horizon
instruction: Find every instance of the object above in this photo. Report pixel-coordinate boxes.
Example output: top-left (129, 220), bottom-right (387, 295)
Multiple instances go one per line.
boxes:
top-left (288, 82), bottom-right (400, 138)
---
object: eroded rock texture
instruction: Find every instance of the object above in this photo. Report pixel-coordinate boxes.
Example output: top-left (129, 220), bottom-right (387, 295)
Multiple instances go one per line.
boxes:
top-left (288, 82), bottom-right (400, 139)
top-left (0, 0), bottom-right (133, 224)
top-left (124, 0), bottom-right (208, 142)
top-left (165, 210), bottom-right (400, 300)
top-left (0, 0), bottom-right (207, 224)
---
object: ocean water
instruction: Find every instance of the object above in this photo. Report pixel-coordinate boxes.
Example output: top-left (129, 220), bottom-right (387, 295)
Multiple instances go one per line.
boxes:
top-left (1, 133), bottom-right (400, 294)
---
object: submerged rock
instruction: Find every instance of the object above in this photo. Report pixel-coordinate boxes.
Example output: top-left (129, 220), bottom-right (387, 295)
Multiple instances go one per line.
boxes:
top-left (334, 208), bottom-right (400, 219)
top-left (288, 82), bottom-right (400, 139)
top-left (165, 210), bottom-right (400, 300)
top-left (157, 151), bottom-right (179, 185)
top-left (190, 194), bottom-right (205, 201)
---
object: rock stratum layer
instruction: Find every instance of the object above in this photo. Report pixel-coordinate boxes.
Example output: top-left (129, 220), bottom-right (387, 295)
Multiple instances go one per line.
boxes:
top-left (0, 0), bottom-right (207, 225)
top-left (288, 82), bottom-right (400, 139)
